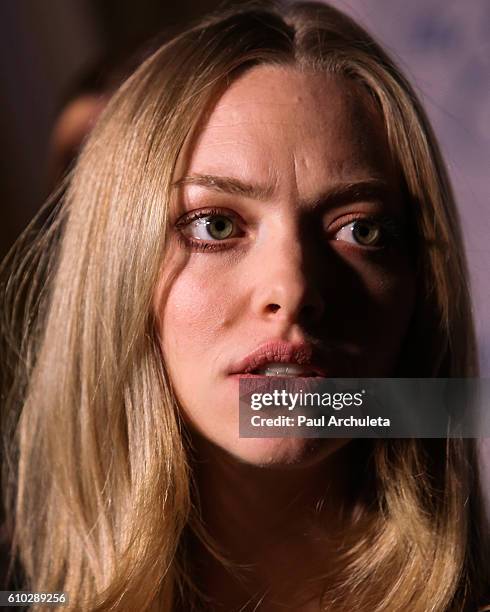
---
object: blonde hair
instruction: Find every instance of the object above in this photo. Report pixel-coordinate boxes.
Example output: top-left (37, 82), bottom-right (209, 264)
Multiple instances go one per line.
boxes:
top-left (1, 1), bottom-right (489, 610)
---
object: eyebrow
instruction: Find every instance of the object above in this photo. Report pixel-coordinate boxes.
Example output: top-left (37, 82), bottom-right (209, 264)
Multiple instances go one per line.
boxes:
top-left (172, 173), bottom-right (275, 200)
top-left (309, 179), bottom-right (396, 209)
top-left (172, 173), bottom-right (396, 207)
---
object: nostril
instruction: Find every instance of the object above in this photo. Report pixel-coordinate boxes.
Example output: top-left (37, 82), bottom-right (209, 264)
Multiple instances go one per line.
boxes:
top-left (266, 303), bottom-right (281, 313)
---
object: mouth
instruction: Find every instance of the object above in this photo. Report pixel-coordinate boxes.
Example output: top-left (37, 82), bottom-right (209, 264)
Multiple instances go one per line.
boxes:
top-left (247, 362), bottom-right (322, 377)
top-left (229, 340), bottom-right (328, 378)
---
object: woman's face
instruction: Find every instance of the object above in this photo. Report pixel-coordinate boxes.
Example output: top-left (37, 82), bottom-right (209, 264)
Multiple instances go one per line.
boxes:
top-left (154, 66), bottom-right (415, 465)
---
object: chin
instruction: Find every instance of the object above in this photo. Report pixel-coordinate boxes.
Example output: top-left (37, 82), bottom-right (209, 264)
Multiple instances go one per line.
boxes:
top-left (223, 437), bottom-right (349, 468)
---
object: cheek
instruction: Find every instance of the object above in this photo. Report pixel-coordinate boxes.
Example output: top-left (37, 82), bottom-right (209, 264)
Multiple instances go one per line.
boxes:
top-left (364, 256), bottom-right (415, 316)
top-left (367, 273), bottom-right (415, 341)
top-left (330, 248), bottom-right (415, 318)
top-left (157, 261), bottom-right (236, 364)
top-left (336, 253), bottom-right (416, 366)
top-left (362, 266), bottom-right (412, 311)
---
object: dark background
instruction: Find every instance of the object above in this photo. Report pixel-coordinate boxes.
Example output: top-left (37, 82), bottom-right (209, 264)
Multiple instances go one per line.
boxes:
top-left (0, 0), bottom-right (224, 260)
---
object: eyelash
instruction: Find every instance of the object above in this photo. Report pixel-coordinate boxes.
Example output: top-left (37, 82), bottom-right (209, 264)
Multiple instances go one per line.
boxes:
top-left (175, 208), bottom-right (405, 252)
top-left (175, 208), bottom-right (244, 252)
top-left (330, 212), bottom-right (404, 247)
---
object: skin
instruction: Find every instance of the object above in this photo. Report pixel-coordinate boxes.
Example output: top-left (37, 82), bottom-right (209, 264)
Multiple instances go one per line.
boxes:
top-left (155, 65), bottom-right (415, 466)
top-left (153, 66), bottom-right (416, 609)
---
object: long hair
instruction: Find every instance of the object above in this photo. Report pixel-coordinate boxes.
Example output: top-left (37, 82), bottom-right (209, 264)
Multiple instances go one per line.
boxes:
top-left (1, 2), bottom-right (488, 610)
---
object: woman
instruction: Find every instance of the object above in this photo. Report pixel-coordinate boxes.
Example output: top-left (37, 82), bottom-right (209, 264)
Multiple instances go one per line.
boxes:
top-left (1, 1), bottom-right (489, 610)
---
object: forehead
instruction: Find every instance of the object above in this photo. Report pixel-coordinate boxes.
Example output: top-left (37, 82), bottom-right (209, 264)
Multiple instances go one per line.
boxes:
top-left (180, 65), bottom-right (397, 196)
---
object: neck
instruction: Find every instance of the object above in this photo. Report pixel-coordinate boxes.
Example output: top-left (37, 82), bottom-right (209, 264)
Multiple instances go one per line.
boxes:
top-left (187, 436), bottom-right (370, 610)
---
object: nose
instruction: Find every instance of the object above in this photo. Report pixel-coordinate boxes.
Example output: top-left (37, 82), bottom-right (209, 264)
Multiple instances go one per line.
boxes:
top-left (250, 227), bottom-right (325, 327)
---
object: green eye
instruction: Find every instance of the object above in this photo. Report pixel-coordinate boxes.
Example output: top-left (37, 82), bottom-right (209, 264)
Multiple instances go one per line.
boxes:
top-left (205, 216), bottom-right (234, 240)
top-left (334, 216), bottom-right (404, 250)
top-left (352, 220), bottom-right (381, 246)
top-left (178, 210), bottom-right (243, 246)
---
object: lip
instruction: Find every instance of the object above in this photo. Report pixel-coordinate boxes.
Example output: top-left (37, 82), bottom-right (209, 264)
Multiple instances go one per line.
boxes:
top-left (228, 340), bottom-right (328, 377)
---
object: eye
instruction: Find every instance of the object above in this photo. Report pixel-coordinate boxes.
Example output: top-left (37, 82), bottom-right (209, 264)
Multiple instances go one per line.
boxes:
top-left (176, 209), bottom-right (244, 246)
top-left (192, 215), bottom-right (234, 240)
top-left (335, 219), bottom-right (384, 247)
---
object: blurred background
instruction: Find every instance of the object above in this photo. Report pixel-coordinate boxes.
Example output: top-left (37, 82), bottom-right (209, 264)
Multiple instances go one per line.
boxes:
top-left (0, 0), bottom-right (489, 376)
